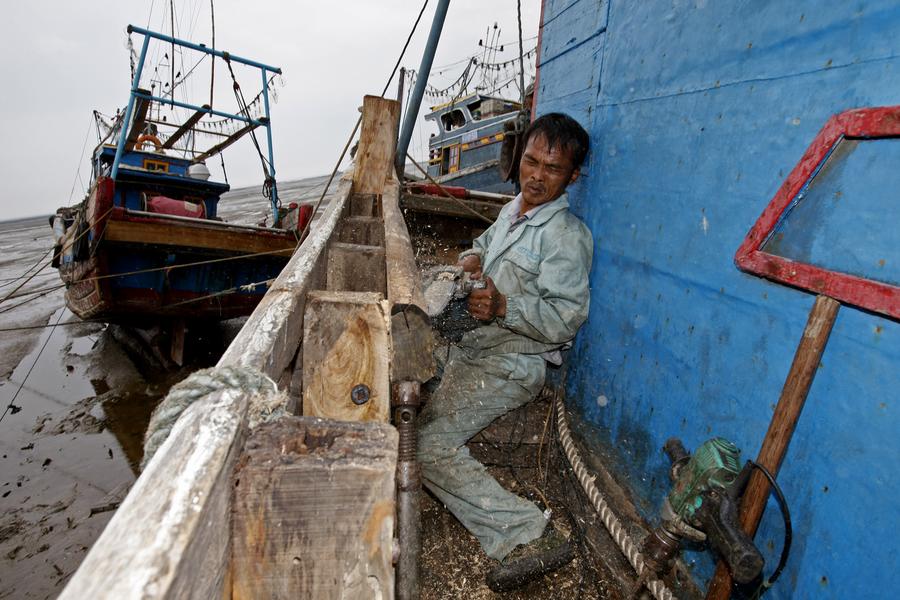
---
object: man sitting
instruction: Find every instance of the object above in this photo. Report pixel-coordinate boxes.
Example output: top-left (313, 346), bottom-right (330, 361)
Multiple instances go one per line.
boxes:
top-left (418, 113), bottom-right (593, 591)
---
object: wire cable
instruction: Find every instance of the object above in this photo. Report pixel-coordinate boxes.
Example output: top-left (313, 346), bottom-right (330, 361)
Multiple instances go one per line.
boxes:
top-left (747, 460), bottom-right (793, 598)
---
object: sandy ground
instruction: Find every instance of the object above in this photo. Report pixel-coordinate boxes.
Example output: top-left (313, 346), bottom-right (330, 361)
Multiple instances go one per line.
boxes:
top-left (0, 175), bottom-right (335, 599)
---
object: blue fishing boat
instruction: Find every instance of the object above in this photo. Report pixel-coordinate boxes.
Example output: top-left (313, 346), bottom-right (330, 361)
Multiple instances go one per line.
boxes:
top-left (51, 26), bottom-right (305, 330)
top-left (424, 92), bottom-right (522, 194)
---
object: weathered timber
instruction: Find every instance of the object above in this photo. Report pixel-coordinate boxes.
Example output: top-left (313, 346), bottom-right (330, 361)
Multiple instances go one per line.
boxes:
top-left (383, 178), bottom-right (435, 382)
top-left (124, 90), bottom-right (152, 148)
top-left (60, 174), bottom-right (354, 600)
top-left (302, 291), bottom-right (391, 422)
top-left (353, 96), bottom-right (401, 196)
top-left (103, 218), bottom-right (296, 254)
top-left (162, 104), bottom-right (211, 149)
top-left (400, 192), bottom-right (505, 221)
top-left (339, 215), bottom-right (385, 246)
top-left (326, 242), bottom-right (387, 294)
top-left (193, 121), bottom-right (263, 164)
top-left (232, 417), bottom-right (397, 600)
top-left (705, 295), bottom-right (841, 600)
top-left (350, 192), bottom-right (381, 218)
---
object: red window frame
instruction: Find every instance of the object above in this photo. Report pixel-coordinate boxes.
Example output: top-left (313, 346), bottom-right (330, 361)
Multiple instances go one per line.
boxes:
top-left (735, 106), bottom-right (900, 320)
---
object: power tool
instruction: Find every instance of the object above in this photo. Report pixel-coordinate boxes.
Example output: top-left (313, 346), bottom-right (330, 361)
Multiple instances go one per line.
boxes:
top-left (641, 437), bottom-right (764, 584)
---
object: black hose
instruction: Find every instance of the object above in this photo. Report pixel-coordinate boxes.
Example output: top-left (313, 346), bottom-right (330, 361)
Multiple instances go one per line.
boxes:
top-left (747, 460), bottom-right (792, 595)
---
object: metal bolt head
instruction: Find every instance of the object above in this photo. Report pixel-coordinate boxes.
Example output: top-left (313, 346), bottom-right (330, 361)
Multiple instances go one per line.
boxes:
top-left (351, 384), bottom-right (370, 405)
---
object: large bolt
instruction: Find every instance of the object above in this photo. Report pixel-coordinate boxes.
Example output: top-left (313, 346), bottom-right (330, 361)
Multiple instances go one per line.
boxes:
top-left (351, 384), bottom-right (370, 405)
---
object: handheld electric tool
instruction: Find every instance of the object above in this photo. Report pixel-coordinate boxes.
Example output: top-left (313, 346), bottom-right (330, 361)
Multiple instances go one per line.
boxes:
top-left (642, 437), bottom-right (764, 584)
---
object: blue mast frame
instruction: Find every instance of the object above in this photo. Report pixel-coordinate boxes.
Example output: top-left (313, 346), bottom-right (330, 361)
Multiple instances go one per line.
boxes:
top-left (111, 25), bottom-right (283, 215)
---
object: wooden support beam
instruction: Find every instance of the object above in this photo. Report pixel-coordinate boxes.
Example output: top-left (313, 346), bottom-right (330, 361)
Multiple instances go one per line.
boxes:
top-left (339, 216), bottom-right (385, 246)
top-left (382, 179), bottom-right (435, 382)
top-left (353, 96), bottom-right (401, 196)
top-left (192, 120), bottom-right (262, 164)
top-left (302, 291), bottom-right (391, 423)
top-left (326, 242), bottom-right (386, 294)
top-left (104, 218), bottom-right (296, 254)
top-left (162, 104), bottom-right (210, 149)
top-left (350, 193), bottom-right (381, 218)
top-left (231, 417), bottom-right (397, 600)
top-left (705, 294), bottom-right (841, 600)
top-left (124, 90), bottom-right (152, 149)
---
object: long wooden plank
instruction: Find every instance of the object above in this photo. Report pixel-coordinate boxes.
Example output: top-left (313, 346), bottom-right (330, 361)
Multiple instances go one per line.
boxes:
top-left (193, 121), bottom-right (262, 164)
top-left (383, 179), bottom-right (435, 382)
top-left (232, 417), bottom-right (397, 599)
top-left (353, 96), bottom-right (401, 196)
top-left (124, 90), bottom-right (152, 149)
top-left (400, 192), bottom-right (505, 221)
top-left (104, 219), bottom-right (296, 254)
top-left (162, 104), bottom-right (211, 149)
top-left (59, 173), bottom-right (353, 600)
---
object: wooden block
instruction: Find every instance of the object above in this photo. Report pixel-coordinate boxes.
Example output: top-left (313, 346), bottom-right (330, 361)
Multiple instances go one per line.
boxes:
top-left (353, 95), bottom-right (401, 196)
top-left (302, 291), bottom-right (391, 422)
top-left (232, 417), bottom-right (397, 600)
top-left (350, 193), bottom-right (381, 217)
top-left (339, 216), bottom-right (385, 246)
top-left (326, 242), bottom-right (386, 294)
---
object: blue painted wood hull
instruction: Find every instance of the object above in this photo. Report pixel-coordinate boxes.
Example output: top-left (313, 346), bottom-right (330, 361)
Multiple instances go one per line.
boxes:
top-left (538, 1), bottom-right (900, 597)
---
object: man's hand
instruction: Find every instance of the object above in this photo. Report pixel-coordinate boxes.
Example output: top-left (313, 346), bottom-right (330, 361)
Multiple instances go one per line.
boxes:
top-left (458, 254), bottom-right (482, 278)
top-left (468, 276), bottom-right (507, 321)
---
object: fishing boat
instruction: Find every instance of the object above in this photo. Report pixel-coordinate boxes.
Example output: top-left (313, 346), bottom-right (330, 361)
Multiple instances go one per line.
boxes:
top-left (56, 2), bottom-right (899, 600)
top-left (50, 26), bottom-right (309, 334)
top-left (424, 92), bottom-right (522, 194)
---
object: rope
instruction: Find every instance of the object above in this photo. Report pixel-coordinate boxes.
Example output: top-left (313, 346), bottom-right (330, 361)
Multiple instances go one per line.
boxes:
top-left (554, 392), bottom-right (677, 600)
top-left (141, 365), bottom-right (284, 469)
top-left (404, 153), bottom-right (496, 225)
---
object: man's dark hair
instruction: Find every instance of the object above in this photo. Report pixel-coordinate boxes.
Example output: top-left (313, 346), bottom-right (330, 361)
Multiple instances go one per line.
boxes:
top-left (522, 113), bottom-right (590, 169)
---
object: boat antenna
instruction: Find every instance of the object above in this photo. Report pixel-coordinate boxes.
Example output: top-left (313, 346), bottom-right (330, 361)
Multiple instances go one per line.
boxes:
top-left (170, 0), bottom-right (176, 94)
top-left (209, 0), bottom-right (215, 108)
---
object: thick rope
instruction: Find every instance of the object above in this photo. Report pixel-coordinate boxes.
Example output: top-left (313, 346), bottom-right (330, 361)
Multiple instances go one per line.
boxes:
top-left (554, 392), bottom-right (677, 600)
top-left (141, 365), bottom-right (285, 469)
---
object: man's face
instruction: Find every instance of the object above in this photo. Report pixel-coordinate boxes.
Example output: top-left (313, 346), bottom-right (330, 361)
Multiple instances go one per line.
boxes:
top-left (518, 133), bottom-right (579, 210)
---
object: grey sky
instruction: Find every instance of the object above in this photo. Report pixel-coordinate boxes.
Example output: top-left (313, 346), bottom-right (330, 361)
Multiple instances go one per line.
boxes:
top-left (0, 1), bottom-right (539, 221)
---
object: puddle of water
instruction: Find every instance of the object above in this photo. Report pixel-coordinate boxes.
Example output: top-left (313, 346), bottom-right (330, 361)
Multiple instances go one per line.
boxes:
top-left (0, 308), bottom-right (163, 599)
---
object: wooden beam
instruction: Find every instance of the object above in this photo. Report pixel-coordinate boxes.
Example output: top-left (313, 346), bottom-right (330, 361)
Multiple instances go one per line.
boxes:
top-left (705, 295), bottom-right (841, 600)
top-left (302, 291), bottom-right (391, 423)
top-left (162, 104), bottom-right (211, 149)
top-left (339, 216), bottom-right (384, 246)
top-left (124, 90), bottom-right (152, 149)
top-left (400, 192), bottom-right (505, 221)
top-left (326, 242), bottom-right (386, 294)
top-left (231, 417), bottom-right (397, 600)
top-left (193, 120), bottom-right (262, 164)
top-left (103, 219), bottom-right (296, 254)
top-left (353, 96), bottom-right (401, 196)
top-left (383, 179), bottom-right (435, 382)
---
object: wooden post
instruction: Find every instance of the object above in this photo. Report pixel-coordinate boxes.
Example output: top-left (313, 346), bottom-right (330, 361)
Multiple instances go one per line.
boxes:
top-left (326, 242), bottom-right (387, 294)
top-left (302, 291), bottom-right (391, 423)
top-left (353, 96), bottom-right (401, 197)
top-left (232, 417), bottom-right (398, 600)
top-left (705, 294), bottom-right (840, 599)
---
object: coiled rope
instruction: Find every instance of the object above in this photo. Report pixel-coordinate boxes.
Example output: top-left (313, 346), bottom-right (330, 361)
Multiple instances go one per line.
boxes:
top-left (554, 392), bottom-right (677, 600)
top-left (141, 365), bottom-right (286, 469)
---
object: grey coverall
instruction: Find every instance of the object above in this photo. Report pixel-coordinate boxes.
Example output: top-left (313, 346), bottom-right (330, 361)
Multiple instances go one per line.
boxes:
top-left (418, 193), bottom-right (593, 560)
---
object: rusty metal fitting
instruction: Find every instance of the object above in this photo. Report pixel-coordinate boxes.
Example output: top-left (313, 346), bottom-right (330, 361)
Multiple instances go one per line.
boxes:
top-left (394, 381), bottom-right (421, 408)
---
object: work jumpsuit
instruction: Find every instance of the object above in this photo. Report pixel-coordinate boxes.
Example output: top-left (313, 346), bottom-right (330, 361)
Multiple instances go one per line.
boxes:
top-left (418, 193), bottom-right (593, 560)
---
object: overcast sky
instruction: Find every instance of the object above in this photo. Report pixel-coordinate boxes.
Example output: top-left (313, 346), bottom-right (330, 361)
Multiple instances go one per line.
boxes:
top-left (0, 1), bottom-right (539, 221)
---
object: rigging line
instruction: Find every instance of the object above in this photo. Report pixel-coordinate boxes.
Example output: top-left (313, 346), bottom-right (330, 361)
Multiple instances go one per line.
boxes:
top-left (0, 308), bottom-right (67, 425)
top-left (0, 320), bottom-right (93, 333)
top-left (68, 116), bottom-right (96, 204)
top-left (0, 248), bottom-right (54, 291)
top-left (0, 286), bottom-right (66, 317)
top-left (162, 277), bottom-right (275, 309)
top-left (0, 282), bottom-right (67, 303)
top-left (0, 206), bottom-right (113, 306)
top-left (209, 0), bottom-right (216, 108)
top-left (404, 153), bottom-right (495, 225)
top-left (380, 0), bottom-right (429, 97)
top-left (302, 0), bottom-right (431, 240)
